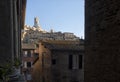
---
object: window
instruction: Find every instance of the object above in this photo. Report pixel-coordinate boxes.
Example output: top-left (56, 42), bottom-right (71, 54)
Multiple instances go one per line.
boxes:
top-left (27, 62), bottom-right (31, 67)
top-left (72, 55), bottom-right (79, 69)
top-left (27, 50), bottom-right (31, 57)
top-left (24, 50), bottom-right (32, 57)
top-left (24, 62), bottom-right (27, 68)
top-left (79, 55), bottom-right (82, 69)
top-left (52, 59), bottom-right (56, 65)
top-left (68, 55), bottom-right (82, 69)
top-left (24, 51), bottom-right (27, 57)
top-left (31, 50), bottom-right (34, 57)
top-left (69, 55), bottom-right (73, 69)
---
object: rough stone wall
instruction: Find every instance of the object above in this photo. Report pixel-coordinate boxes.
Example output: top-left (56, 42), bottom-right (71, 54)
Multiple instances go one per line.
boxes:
top-left (85, 0), bottom-right (120, 82)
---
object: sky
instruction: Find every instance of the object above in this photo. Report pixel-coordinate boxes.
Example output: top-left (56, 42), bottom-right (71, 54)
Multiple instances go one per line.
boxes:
top-left (25, 0), bottom-right (84, 38)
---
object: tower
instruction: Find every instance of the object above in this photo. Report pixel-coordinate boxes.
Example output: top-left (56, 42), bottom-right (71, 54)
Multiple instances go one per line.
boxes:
top-left (33, 17), bottom-right (43, 31)
top-left (33, 17), bottom-right (41, 28)
top-left (34, 17), bottom-right (39, 27)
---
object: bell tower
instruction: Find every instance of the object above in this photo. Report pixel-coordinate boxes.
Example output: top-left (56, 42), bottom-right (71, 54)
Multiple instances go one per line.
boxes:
top-left (33, 17), bottom-right (45, 31)
top-left (34, 17), bottom-right (40, 28)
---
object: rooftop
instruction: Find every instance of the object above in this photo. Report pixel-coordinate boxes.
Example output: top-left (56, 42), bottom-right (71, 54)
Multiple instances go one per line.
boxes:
top-left (22, 43), bottom-right (36, 49)
top-left (41, 40), bottom-right (84, 51)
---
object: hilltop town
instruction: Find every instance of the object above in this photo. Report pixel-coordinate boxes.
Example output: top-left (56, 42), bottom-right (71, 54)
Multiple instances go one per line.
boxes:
top-left (22, 17), bottom-right (81, 44)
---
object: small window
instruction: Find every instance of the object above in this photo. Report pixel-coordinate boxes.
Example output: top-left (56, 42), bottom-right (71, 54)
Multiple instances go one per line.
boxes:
top-left (24, 51), bottom-right (28, 57)
top-left (52, 59), bottom-right (56, 65)
top-left (24, 62), bottom-right (27, 68)
top-left (27, 62), bottom-right (31, 67)
top-left (79, 55), bottom-right (82, 69)
top-left (69, 55), bottom-right (73, 69)
top-left (68, 55), bottom-right (82, 70)
top-left (27, 50), bottom-right (31, 57)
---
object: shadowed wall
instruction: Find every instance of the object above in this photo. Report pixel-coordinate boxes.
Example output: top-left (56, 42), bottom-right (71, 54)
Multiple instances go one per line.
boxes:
top-left (85, 0), bottom-right (120, 82)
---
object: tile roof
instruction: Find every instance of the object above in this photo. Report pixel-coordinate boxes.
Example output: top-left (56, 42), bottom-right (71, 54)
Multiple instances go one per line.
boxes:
top-left (42, 40), bottom-right (84, 51)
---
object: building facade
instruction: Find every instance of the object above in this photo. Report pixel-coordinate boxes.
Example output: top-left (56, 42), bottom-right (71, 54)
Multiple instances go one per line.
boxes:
top-left (85, 0), bottom-right (120, 82)
top-left (22, 43), bottom-right (39, 82)
top-left (21, 17), bottom-right (83, 82)
top-left (32, 40), bottom-right (84, 82)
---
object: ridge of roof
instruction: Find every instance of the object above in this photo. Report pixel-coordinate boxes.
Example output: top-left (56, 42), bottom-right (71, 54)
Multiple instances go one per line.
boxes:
top-left (40, 40), bottom-right (84, 50)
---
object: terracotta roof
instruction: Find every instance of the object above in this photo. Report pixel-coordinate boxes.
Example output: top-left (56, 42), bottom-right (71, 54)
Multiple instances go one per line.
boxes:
top-left (22, 43), bottom-right (36, 49)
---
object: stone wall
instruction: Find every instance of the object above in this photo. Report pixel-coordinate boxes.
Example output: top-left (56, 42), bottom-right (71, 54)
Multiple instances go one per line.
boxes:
top-left (51, 51), bottom-right (84, 82)
top-left (32, 59), bottom-right (41, 82)
top-left (32, 41), bottom-right (84, 82)
top-left (85, 0), bottom-right (120, 82)
top-left (32, 42), bottom-right (51, 82)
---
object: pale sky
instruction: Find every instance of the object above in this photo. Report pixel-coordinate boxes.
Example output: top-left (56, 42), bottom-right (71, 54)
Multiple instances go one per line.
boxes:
top-left (25, 0), bottom-right (84, 38)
